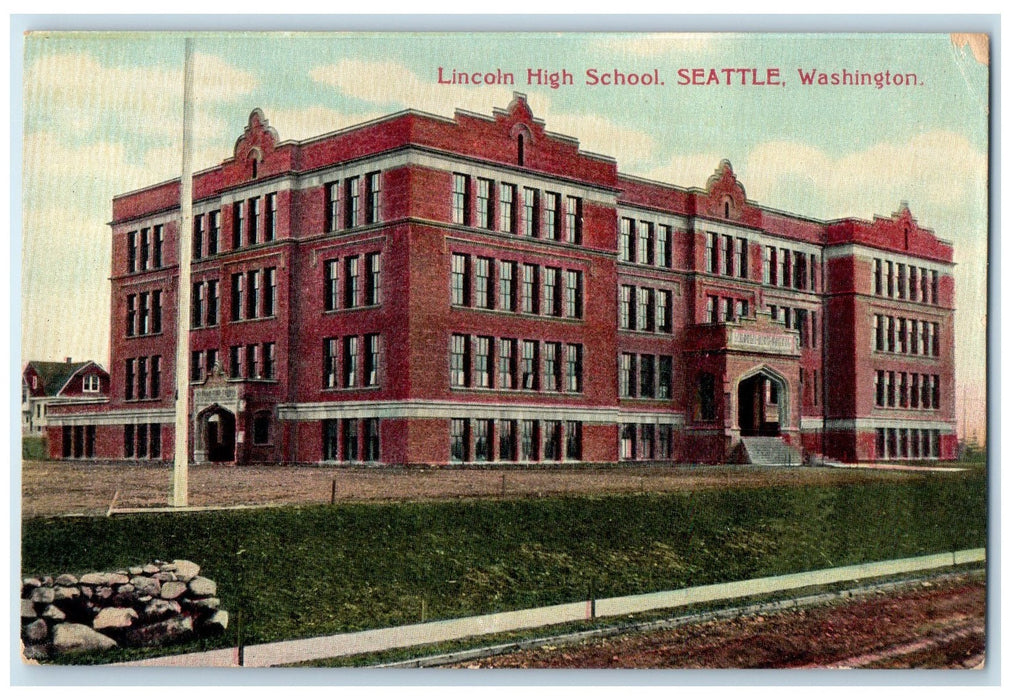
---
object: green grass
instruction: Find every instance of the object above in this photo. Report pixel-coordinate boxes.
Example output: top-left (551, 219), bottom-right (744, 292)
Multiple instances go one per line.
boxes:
top-left (22, 469), bottom-right (986, 664)
top-left (22, 436), bottom-right (47, 461)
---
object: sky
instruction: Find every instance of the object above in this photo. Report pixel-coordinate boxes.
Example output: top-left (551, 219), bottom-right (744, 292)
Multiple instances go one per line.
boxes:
top-left (19, 31), bottom-right (989, 441)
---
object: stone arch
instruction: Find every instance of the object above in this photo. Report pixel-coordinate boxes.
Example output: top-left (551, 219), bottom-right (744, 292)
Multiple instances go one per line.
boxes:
top-left (733, 365), bottom-right (791, 436)
top-left (195, 403), bottom-right (236, 463)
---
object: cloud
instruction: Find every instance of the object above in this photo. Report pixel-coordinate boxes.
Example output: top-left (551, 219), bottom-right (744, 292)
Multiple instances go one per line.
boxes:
top-left (591, 33), bottom-right (717, 56)
top-left (259, 105), bottom-right (385, 142)
top-left (640, 151), bottom-right (735, 189)
top-left (25, 51), bottom-right (256, 140)
top-left (542, 112), bottom-right (656, 165)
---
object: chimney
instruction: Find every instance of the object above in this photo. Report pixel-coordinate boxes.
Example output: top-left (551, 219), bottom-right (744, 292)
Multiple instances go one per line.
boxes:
top-left (65, 357), bottom-right (72, 364)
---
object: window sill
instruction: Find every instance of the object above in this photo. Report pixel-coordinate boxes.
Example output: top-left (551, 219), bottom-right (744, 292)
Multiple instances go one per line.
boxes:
top-left (451, 304), bottom-right (583, 322)
top-left (322, 384), bottom-right (382, 392)
top-left (323, 304), bottom-right (381, 314)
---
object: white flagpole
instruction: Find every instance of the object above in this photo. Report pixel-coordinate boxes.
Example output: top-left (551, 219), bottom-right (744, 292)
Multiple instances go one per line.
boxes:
top-left (172, 38), bottom-right (195, 507)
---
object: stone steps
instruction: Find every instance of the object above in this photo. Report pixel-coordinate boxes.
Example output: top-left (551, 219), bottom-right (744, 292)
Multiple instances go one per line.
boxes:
top-left (741, 436), bottom-right (803, 467)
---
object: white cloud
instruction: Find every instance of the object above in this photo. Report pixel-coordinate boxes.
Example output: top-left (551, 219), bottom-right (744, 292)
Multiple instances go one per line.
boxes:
top-left (25, 51), bottom-right (256, 140)
top-left (591, 33), bottom-right (717, 56)
top-left (640, 151), bottom-right (733, 189)
top-left (543, 112), bottom-right (656, 165)
top-left (259, 105), bottom-right (385, 142)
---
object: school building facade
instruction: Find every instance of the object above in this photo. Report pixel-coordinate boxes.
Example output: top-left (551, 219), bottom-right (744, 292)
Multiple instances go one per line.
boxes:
top-left (46, 94), bottom-right (958, 465)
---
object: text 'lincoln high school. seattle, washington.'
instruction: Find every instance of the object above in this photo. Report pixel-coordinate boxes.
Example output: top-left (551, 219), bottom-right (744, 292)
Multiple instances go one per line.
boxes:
top-left (45, 94), bottom-right (957, 466)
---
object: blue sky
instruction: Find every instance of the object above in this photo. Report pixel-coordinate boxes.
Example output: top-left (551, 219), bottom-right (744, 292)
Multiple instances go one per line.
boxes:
top-left (20, 31), bottom-right (989, 438)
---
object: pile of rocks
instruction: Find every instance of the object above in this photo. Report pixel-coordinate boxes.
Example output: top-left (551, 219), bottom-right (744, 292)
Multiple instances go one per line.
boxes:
top-left (21, 559), bottom-right (228, 660)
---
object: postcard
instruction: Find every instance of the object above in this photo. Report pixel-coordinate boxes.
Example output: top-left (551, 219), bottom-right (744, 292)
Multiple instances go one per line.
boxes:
top-left (19, 30), bottom-right (989, 673)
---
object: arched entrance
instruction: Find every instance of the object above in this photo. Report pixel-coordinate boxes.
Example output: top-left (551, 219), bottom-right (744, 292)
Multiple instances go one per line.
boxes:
top-left (737, 371), bottom-right (786, 437)
top-left (198, 405), bottom-right (236, 463)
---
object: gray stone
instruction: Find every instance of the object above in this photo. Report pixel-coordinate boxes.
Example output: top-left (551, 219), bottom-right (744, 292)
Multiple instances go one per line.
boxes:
top-left (142, 598), bottom-right (182, 622)
top-left (160, 562), bottom-right (177, 572)
top-left (95, 586), bottom-right (113, 600)
top-left (53, 586), bottom-right (81, 602)
top-left (160, 581), bottom-right (187, 600)
top-left (30, 587), bottom-right (55, 605)
top-left (22, 618), bottom-right (48, 643)
top-left (41, 576), bottom-right (54, 586)
top-left (41, 605), bottom-right (67, 622)
top-left (202, 610), bottom-right (229, 635)
top-left (114, 569), bottom-right (129, 576)
top-left (93, 607), bottom-right (138, 630)
top-left (187, 597), bottom-right (220, 613)
top-left (117, 583), bottom-right (135, 593)
top-left (128, 566), bottom-right (144, 575)
top-left (130, 576), bottom-right (161, 597)
top-left (22, 644), bottom-right (49, 662)
top-left (142, 564), bottom-right (160, 575)
top-left (21, 599), bottom-right (37, 619)
top-left (137, 595), bottom-right (153, 603)
top-left (80, 572), bottom-right (129, 586)
top-left (55, 574), bottom-right (78, 587)
top-left (21, 578), bottom-right (41, 596)
top-left (123, 616), bottom-right (194, 647)
top-left (188, 577), bottom-right (217, 597)
top-left (153, 572), bottom-right (177, 583)
top-left (52, 623), bottom-right (117, 654)
top-left (79, 585), bottom-right (93, 599)
top-left (171, 560), bottom-right (200, 581)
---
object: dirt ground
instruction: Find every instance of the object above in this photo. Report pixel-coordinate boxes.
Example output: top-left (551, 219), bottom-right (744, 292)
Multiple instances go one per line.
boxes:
top-left (454, 573), bottom-right (986, 669)
top-left (20, 460), bottom-right (922, 518)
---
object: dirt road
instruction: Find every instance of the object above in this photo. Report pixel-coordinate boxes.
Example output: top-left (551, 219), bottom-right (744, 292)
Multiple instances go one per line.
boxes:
top-left (454, 573), bottom-right (986, 669)
top-left (20, 460), bottom-right (922, 518)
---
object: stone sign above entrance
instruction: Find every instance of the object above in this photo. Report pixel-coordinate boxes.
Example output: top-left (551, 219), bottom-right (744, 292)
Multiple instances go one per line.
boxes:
top-left (728, 329), bottom-right (798, 355)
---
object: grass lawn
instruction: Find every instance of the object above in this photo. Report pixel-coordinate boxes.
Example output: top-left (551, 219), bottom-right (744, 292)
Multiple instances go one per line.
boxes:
top-left (21, 467), bottom-right (986, 663)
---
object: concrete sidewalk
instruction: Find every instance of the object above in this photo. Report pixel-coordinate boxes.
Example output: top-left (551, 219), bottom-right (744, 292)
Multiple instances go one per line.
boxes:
top-left (114, 547), bottom-right (985, 668)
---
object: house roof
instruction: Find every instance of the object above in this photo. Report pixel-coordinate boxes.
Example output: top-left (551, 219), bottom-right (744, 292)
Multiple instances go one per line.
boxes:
top-left (24, 361), bottom-right (93, 397)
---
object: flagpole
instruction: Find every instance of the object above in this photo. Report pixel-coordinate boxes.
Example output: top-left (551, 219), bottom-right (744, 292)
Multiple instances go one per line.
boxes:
top-left (172, 37), bottom-right (195, 507)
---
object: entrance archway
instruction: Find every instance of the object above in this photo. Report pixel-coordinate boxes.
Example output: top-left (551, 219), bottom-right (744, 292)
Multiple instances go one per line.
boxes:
top-left (198, 405), bottom-right (236, 463)
top-left (737, 372), bottom-right (785, 437)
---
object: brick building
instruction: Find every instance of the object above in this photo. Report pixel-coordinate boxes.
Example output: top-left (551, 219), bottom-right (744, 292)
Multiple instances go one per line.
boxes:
top-left (23, 359), bottom-right (109, 447)
top-left (46, 94), bottom-right (957, 465)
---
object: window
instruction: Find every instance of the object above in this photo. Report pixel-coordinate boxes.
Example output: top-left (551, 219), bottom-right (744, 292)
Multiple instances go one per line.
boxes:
top-left (364, 419), bottom-right (380, 461)
top-left (520, 420), bottom-right (537, 461)
top-left (193, 215), bottom-right (205, 259)
top-left (344, 256), bottom-right (360, 308)
top-left (451, 334), bottom-right (469, 387)
top-left (565, 196), bottom-right (582, 244)
top-left (657, 290), bottom-right (671, 332)
top-left (523, 187), bottom-right (538, 236)
top-left (658, 356), bottom-right (672, 399)
top-left (641, 425), bottom-right (655, 460)
top-left (499, 184), bottom-right (516, 233)
top-left (499, 338), bottom-right (516, 389)
top-left (345, 176), bottom-right (360, 228)
top-left (565, 421), bottom-right (582, 460)
top-left (886, 260), bottom-right (895, 297)
top-left (722, 235), bottom-right (734, 276)
top-left (722, 297), bottom-right (734, 322)
top-left (565, 270), bottom-right (582, 318)
top-left (232, 201), bottom-right (244, 249)
top-left (705, 232), bottom-right (718, 274)
top-left (521, 340), bottom-right (538, 390)
top-left (657, 225), bottom-right (672, 267)
top-left (451, 253), bottom-right (470, 306)
top-left (476, 178), bottom-right (494, 229)
top-left (324, 338), bottom-right (339, 388)
top-left (544, 342), bottom-right (560, 391)
top-left (638, 222), bottom-right (653, 265)
top-left (207, 212), bottom-right (219, 255)
top-left (247, 269), bottom-right (261, 319)
top-left (620, 424), bottom-right (636, 460)
top-left (231, 273), bottom-right (244, 321)
top-left (343, 336), bottom-right (358, 388)
top-left (265, 193), bottom-right (277, 241)
top-left (191, 349), bottom-right (206, 381)
top-left (364, 334), bottom-right (380, 387)
top-left (205, 282), bottom-right (217, 326)
top-left (543, 192), bottom-right (561, 240)
top-left (253, 412), bottom-right (271, 445)
top-left (451, 419), bottom-right (468, 462)
top-left (932, 322), bottom-right (940, 356)
top-left (639, 354), bottom-right (656, 398)
top-left (325, 259), bottom-right (340, 311)
top-left (230, 345), bottom-right (243, 379)
top-left (499, 419), bottom-right (516, 461)
top-left (125, 359), bottom-right (135, 400)
top-left (638, 288), bottom-right (655, 331)
top-left (911, 373), bottom-right (920, 408)
top-left (366, 252), bottom-right (381, 306)
top-left (474, 419), bottom-right (492, 462)
top-left (543, 421), bottom-right (561, 461)
top-left (246, 343), bottom-right (261, 379)
top-left (620, 285), bottom-right (635, 330)
top-left (620, 353), bottom-right (636, 397)
top-left (543, 267), bottom-right (560, 316)
top-left (153, 225), bottom-right (164, 267)
top-left (621, 218), bottom-right (635, 263)
top-left (474, 336), bottom-right (492, 388)
top-left (263, 268), bottom-right (276, 317)
top-left (127, 231), bottom-right (138, 273)
top-left (262, 342), bottom-right (276, 380)
top-left (343, 418), bottom-right (359, 462)
top-left (325, 181), bottom-right (340, 232)
top-left (736, 237), bottom-right (748, 279)
top-left (931, 271), bottom-right (940, 305)
top-left (522, 264), bottom-right (539, 314)
top-left (138, 292), bottom-right (150, 334)
top-left (874, 259), bottom-right (883, 296)
top-left (452, 174), bottom-right (469, 225)
top-left (566, 344), bottom-right (582, 392)
top-left (475, 257), bottom-right (493, 309)
top-left (126, 295), bottom-right (137, 336)
top-left (764, 246), bottom-right (775, 285)
top-left (137, 357), bottom-right (148, 399)
top-left (706, 295), bottom-right (718, 324)
top-left (83, 374), bottom-right (100, 393)
top-left (140, 229), bottom-right (150, 271)
top-left (778, 247), bottom-right (789, 288)
top-left (499, 261), bottom-right (516, 311)
top-left (366, 172), bottom-right (381, 224)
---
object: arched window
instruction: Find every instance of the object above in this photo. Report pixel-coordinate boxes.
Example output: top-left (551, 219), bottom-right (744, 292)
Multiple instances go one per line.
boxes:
top-left (517, 133), bottom-right (525, 166)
